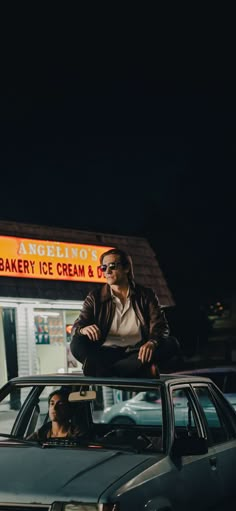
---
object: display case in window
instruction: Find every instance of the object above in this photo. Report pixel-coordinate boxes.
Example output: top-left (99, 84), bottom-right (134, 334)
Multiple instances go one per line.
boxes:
top-left (34, 311), bottom-right (64, 345)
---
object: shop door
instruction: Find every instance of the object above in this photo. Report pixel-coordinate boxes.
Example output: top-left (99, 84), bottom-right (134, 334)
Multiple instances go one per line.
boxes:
top-left (2, 308), bottom-right (18, 381)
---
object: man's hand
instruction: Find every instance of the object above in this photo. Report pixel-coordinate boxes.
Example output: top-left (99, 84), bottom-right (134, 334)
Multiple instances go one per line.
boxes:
top-left (138, 341), bottom-right (155, 363)
top-left (80, 324), bottom-right (101, 341)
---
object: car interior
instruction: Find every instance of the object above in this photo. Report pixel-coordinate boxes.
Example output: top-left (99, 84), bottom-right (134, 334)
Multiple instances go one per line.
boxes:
top-left (20, 384), bottom-right (164, 453)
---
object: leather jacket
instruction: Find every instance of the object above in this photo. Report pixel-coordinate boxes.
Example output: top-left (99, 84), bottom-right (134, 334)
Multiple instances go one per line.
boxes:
top-left (71, 282), bottom-right (170, 346)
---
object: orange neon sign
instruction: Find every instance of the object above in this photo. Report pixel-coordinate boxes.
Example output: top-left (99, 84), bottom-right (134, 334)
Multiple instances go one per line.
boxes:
top-left (0, 236), bottom-right (113, 283)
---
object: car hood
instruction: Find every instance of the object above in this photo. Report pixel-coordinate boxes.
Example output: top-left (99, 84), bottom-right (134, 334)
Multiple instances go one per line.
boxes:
top-left (0, 443), bottom-right (156, 504)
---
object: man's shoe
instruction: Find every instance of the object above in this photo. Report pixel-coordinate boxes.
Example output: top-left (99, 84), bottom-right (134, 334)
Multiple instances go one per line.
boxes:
top-left (140, 363), bottom-right (160, 378)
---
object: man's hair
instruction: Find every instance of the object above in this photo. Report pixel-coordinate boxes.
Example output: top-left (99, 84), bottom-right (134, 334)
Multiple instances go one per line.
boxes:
top-left (100, 248), bottom-right (135, 284)
top-left (47, 388), bottom-right (73, 423)
top-left (47, 388), bottom-right (70, 404)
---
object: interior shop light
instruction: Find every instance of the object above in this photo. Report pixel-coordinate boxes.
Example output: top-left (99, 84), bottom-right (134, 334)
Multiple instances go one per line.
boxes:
top-left (33, 311), bottom-right (60, 317)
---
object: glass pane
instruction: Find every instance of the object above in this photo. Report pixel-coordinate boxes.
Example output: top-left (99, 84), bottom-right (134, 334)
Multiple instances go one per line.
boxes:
top-left (172, 388), bottom-right (198, 438)
top-left (95, 386), bottom-right (162, 426)
top-left (0, 383), bottom-right (164, 452)
top-left (34, 309), bottom-right (66, 374)
top-left (34, 310), bottom-right (64, 345)
top-left (0, 387), bottom-right (33, 436)
top-left (194, 386), bottom-right (228, 444)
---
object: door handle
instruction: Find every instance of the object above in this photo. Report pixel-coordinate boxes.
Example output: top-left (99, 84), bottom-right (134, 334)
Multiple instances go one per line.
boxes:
top-left (209, 456), bottom-right (217, 470)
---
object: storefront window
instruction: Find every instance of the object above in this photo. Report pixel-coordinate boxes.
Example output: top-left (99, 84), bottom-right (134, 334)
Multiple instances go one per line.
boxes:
top-left (34, 310), bottom-right (64, 345)
top-left (34, 309), bottom-right (82, 375)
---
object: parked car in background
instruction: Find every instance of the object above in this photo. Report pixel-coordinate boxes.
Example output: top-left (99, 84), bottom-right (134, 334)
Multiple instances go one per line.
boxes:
top-left (1, 373), bottom-right (236, 510)
top-left (101, 388), bottom-right (186, 425)
top-left (172, 366), bottom-right (236, 410)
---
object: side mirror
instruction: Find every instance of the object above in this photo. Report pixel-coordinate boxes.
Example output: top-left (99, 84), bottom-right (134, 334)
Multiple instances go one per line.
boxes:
top-left (172, 436), bottom-right (208, 457)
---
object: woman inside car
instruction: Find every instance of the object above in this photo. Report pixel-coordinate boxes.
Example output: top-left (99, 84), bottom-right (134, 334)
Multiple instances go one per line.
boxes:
top-left (27, 389), bottom-right (82, 442)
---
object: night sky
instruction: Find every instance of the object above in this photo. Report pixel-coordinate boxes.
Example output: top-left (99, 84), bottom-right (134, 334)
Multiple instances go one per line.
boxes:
top-left (1, 72), bottom-right (235, 309)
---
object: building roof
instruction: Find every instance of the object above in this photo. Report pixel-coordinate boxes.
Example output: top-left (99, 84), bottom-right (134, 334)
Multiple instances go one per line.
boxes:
top-left (0, 220), bottom-right (175, 306)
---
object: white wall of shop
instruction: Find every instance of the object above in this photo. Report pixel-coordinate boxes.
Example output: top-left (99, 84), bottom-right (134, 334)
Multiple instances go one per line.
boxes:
top-left (16, 304), bottom-right (38, 377)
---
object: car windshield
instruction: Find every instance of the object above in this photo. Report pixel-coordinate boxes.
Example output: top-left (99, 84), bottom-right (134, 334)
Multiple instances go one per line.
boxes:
top-left (0, 381), bottom-right (164, 453)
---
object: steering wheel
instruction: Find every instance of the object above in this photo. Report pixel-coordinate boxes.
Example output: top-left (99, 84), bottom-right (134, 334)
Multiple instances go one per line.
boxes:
top-left (103, 429), bottom-right (154, 450)
top-left (135, 434), bottom-right (154, 449)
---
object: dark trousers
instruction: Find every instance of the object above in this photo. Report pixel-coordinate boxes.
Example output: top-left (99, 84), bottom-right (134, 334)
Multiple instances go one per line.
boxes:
top-left (70, 335), bottom-right (181, 377)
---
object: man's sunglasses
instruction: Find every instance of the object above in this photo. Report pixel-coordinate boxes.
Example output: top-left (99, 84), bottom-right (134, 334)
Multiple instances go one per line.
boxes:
top-left (100, 262), bottom-right (122, 272)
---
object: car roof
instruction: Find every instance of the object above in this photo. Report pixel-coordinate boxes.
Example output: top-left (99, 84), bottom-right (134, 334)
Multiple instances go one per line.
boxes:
top-left (172, 366), bottom-right (236, 375)
top-left (4, 373), bottom-right (214, 388)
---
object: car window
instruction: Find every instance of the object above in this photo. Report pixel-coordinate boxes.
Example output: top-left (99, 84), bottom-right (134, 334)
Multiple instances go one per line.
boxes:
top-left (95, 385), bottom-right (163, 427)
top-left (25, 385), bottom-right (92, 439)
top-left (0, 382), bottom-right (164, 454)
top-left (0, 387), bottom-right (33, 436)
top-left (172, 387), bottom-right (200, 440)
top-left (29, 388), bottom-right (55, 432)
top-left (194, 386), bottom-right (229, 445)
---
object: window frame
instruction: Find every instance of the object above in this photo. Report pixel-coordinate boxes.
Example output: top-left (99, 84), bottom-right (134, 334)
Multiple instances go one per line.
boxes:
top-left (168, 383), bottom-right (207, 450)
top-left (191, 383), bottom-right (234, 446)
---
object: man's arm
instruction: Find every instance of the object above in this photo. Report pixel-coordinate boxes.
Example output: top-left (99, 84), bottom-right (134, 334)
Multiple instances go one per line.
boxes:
top-left (71, 292), bottom-right (96, 337)
top-left (71, 292), bottom-right (101, 342)
top-left (137, 287), bottom-right (170, 364)
top-left (147, 288), bottom-right (170, 345)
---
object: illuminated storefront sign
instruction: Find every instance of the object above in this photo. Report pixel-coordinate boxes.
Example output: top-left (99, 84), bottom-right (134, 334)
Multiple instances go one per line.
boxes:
top-left (0, 236), bottom-right (113, 283)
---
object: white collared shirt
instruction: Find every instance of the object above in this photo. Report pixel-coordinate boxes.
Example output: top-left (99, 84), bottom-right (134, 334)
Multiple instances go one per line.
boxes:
top-left (102, 288), bottom-right (141, 347)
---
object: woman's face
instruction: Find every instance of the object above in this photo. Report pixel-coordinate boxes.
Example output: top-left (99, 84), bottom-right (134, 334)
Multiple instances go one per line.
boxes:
top-left (48, 394), bottom-right (70, 423)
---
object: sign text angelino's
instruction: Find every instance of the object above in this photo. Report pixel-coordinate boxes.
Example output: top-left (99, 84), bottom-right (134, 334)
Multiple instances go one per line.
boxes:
top-left (0, 236), bottom-right (113, 282)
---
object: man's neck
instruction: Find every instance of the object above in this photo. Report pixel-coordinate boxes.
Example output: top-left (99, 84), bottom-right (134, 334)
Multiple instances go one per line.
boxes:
top-left (51, 422), bottom-right (69, 437)
top-left (110, 284), bottom-right (129, 302)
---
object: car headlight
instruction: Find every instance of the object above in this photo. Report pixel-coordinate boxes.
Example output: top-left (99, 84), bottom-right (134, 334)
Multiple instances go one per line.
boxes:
top-left (58, 503), bottom-right (119, 511)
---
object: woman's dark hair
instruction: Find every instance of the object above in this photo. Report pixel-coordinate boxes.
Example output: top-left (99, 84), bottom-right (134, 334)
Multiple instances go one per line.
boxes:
top-left (47, 388), bottom-right (70, 405)
top-left (100, 248), bottom-right (134, 284)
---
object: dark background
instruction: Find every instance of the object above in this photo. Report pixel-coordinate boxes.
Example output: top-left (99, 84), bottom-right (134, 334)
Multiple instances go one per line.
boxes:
top-left (1, 66), bottom-right (235, 340)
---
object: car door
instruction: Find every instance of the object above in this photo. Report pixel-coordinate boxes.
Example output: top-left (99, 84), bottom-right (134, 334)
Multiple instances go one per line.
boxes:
top-left (193, 383), bottom-right (236, 507)
top-left (168, 384), bottom-right (222, 511)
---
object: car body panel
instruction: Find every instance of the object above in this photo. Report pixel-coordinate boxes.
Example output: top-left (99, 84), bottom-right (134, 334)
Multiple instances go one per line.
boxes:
top-left (1, 373), bottom-right (236, 510)
top-left (0, 444), bottom-right (157, 503)
top-left (110, 448), bottom-right (222, 511)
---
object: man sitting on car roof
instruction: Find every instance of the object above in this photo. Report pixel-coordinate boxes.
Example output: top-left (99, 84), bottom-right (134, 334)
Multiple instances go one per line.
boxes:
top-left (70, 248), bottom-right (181, 378)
